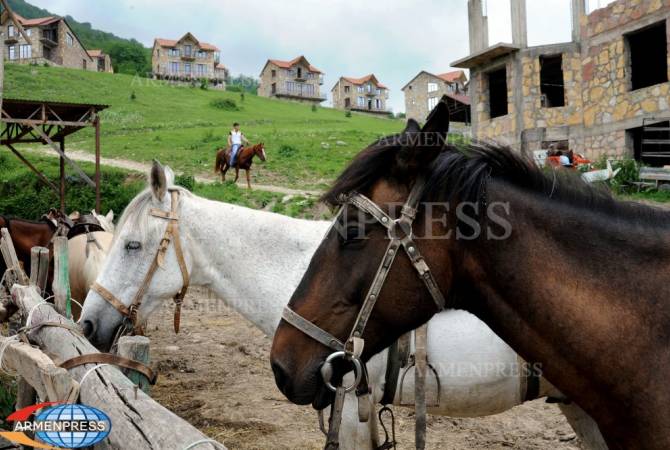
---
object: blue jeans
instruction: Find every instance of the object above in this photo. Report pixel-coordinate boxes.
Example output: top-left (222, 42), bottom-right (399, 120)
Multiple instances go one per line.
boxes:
top-left (230, 144), bottom-right (242, 166)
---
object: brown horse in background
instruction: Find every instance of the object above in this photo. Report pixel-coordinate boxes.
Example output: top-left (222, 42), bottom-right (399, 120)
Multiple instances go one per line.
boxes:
top-left (214, 143), bottom-right (267, 189)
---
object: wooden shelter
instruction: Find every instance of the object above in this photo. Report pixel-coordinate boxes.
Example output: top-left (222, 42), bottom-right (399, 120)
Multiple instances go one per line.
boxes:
top-left (0, 0), bottom-right (107, 212)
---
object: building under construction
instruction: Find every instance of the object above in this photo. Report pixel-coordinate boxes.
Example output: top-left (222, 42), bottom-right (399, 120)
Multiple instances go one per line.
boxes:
top-left (453, 0), bottom-right (670, 165)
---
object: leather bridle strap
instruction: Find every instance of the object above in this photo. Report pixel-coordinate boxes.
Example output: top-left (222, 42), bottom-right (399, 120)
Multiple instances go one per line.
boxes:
top-left (91, 189), bottom-right (190, 335)
top-left (60, 353), bottom-right (158, 385)
top-left (281, 308), bottom-right (344, 352)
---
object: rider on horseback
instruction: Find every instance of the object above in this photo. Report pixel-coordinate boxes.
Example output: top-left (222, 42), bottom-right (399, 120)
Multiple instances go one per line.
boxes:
top-left (228, 122), bottom-right (250, 167)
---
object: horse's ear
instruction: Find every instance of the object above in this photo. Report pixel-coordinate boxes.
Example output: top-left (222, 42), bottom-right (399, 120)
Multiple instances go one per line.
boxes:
top-left (404, 119), bottom-right (421, 134)
top-left (164, 166), bottom-right (175, 187)
top-left (106, 210), bottom-right (114, 222)
top-left (422, 97), bottom-right (450, 135)
top-left (150, 160), bottom-right (167, 202)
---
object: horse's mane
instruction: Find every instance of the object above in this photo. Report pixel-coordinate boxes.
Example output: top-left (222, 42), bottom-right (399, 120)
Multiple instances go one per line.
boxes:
top-left (324, 139), bottom-right (670, 227)
top-left (115, 186), bottom-right (193, 241)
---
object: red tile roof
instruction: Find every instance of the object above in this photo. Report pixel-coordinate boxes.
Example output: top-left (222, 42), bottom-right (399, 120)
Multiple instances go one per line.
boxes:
top-left (436, 70), bottom-right (465, 83)
top-left (215, 63), bottom-right (226, 70)
top-left (443, 92), bottom-right (470, 105)
top-left (87, 49), bottom-right (103, 57)
top-left (268, 56), bottom-right (323, 74)
top-left (155, 34), bottom-right (220, 52)
top-left (341, 74), bottom-right (387, 89)
top-left (13, 13), bottom-right (60, 27)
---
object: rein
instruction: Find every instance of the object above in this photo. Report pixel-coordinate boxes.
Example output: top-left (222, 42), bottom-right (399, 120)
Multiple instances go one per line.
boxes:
top-left (281, 178), bottom-right (446, 449)
top-left (91, 189), bottom-right (190, 337)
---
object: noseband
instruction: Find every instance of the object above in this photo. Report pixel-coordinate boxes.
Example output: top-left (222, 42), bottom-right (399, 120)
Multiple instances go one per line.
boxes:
top-left (281, 178), bottom-right (446, 392)
top-left (91, 189), bottom-right (190, 336)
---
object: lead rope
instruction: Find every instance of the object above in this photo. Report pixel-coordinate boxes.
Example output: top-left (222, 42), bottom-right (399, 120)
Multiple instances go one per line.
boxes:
top-left (414, 324), bottom-right (429, 450)
top-left (324, 386), bottom-right (346, 450)
top-left (377, 406), bottom-right (396, 450)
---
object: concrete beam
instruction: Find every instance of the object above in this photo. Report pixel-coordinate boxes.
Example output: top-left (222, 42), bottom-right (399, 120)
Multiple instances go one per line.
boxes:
top-left (571, 0), bottom-right (586, 42)
top-left (468, 0), bottom-right (489, 53)
top-left (510, 0), bottom-right (528, 48)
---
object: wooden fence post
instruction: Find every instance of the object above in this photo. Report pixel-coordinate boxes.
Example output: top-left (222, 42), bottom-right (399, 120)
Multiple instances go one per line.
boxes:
top-left (0, 228), bottom-right (29, 286)
top-left (52, 237), bottom-right (71, 319)
top-left (117, 336), bottom-right (152, 394)
top-left (29, 246), bottom-right (49, 297)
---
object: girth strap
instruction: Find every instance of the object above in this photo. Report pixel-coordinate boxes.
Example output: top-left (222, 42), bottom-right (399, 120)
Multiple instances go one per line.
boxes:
top-left (60, 353), bottom-right (157, 385)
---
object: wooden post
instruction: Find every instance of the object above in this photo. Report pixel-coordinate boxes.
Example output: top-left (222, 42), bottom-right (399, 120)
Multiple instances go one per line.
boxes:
top-left (117, 336), bottom-right (151, 394)
top-left (29, 246), bottom-right (49, 297)
top-left (10, 285), bottom-right (226, 450)
top-left (414, 324), bottom-right (428, 450)
top-left (59, 138), bottom-right (66, 213)
top-left (94, 116), bottom-right (101, 213)
top-left (52, 237), bottom-right (71, 319)
top-left (0, 228), bottom-right (29, 286)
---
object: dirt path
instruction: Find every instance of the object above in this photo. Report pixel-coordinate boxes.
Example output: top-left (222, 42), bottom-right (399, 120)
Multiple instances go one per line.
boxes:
top-left (148, 288), bottom-right (583, 450)
top-left (23, 148), bottom-right (322, 197)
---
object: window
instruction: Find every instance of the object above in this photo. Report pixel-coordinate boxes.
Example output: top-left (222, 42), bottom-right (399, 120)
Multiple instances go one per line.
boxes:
top-left (66, 33), bottom-right (74, 46)
top-left (184, 45), bottom-right (192, 57)
top-left (184, 63), bottom-right (192, 74)
top-left (428, 96), bottom-right (438, 111)
top-left (344, 97), bottom-right (351, 108)
top-left (344, 85), bottom-right (350, 93)
top-left (357, 96), bottom-right (365, 107)
top-left (376, 88), bottom-right (382, 95)
top-left (271, 69), bottom-right (276, 78)
top-left (83, 59), bottom-right (87, 69)
top-left (7, 25), bottom-right (14, 37)
top-left (627, 121), bottom-right (670, 166)
top-left (427, 82), bottom-right (438, 93)
top-left (169, 48), bottom-right (180, 57)
top-left (196, 64), bottom-right (206, 76)
top-left (170, 61), bottom-right (180, 74)
top-left (627, 21), bottom-right (668, 91)
top-left (357, 86), bottom-right (364, 93)
top-left (19, 44), bottom-right (31, 59)
top-left (488, 67), bottom-right (508, 118)
top-left (7, 46), bottom-right (16, 60)
top-left (375, 99), bottom-right (382, 109)
top-left (197, 50), bottom-right (207, 59)
top-left (539, 54), bottom-right (565, 107)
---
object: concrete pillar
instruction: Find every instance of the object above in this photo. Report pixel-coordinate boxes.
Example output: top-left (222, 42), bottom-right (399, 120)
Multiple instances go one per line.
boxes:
top-left (510, 0), bottom-right (528, 48)
top-left (571, 0), bottom-right (586, 42)
top-left (468, 0), bottom-right (489, 53)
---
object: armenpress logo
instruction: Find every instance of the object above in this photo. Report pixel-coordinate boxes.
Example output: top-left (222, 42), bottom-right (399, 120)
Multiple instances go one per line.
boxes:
top-left (0, 402), bottom-right (112, 449)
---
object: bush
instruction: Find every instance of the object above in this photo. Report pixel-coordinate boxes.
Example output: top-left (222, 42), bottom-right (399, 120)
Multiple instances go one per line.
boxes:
top-left (593, 156), bottom-right (641, 194)
top-left (175, 173), bottom-right (195, 191)
top-left (200, 78), bottom-right (208, 90)
top-left (130, 91), bottom-right (137, 101)
top-left (345, 111), bottom-right (352, 118)
top-left (210, 98), bottom-right (239, 111)
top-left (278, 144), bottom-right (298, 158)
top-left (311, 104), bottom-right (317, 113)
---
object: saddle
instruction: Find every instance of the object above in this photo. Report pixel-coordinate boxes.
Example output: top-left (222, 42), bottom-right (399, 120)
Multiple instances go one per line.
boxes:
top-left (41, 209), bottom-right (105, 240)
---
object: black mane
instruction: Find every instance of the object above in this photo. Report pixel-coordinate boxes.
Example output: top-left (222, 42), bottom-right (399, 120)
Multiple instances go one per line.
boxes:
top-left (324, 139), bottom-right (670, 227)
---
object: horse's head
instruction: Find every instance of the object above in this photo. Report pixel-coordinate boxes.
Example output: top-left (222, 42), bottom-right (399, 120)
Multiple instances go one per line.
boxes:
top-left (271, 101), bottom-right (458, 408)
top-left (255, 143), bottom-right (267, 162)
top-left (80, 161), bottom-right (194, 351)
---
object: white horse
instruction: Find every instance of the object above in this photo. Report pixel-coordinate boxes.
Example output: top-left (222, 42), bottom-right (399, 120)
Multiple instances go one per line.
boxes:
top-left (79, 164), bottom-right (606, 449)
top-left (68, 210), bottom-right (115, 313)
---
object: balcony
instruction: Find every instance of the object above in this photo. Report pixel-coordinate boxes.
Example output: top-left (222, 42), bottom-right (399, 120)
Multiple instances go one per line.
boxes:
top-left (273, 87), bottom-right (326, 102)
top-left (40, 31), bottom-right (58, 47)
top-left (5, 34), bottom-right (18, 44)
top-left (181, 52), bottom-right (195, 61)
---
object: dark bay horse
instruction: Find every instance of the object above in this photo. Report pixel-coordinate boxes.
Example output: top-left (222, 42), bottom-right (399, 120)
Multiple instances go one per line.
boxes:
top-left (214, 143), bottom-right (266, 189)
top-left (270, 99), bottom-right (670, 449)
top-left (0, 215), bottom-right (57, 279)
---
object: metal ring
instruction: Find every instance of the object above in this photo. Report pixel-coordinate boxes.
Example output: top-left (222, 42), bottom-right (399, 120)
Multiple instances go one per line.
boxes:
top-left (387, 218), bottom-right (413, 241)
top-left (321, 351), bottom-right (363, 393)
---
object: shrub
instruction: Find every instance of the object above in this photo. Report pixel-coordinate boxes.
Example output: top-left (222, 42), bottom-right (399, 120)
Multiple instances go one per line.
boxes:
top-left (593, 155), bottom-right (641, 194)
top-left (130, 91), bottom-right (137, 101)
top-left (345, 111), bottom-right (352, 118)
top-left (278, 144), bottom-right (298, 158)
top-left (240, 93), bottom-right (245, 102)
top-left (175, 173), bottom-right (196, 191)
top-left (200, 78), bottom-right (208, 90)
top-left (311, 104), bottom-right (317, 113)
top-left (210, 98), bottom-right (239, 111)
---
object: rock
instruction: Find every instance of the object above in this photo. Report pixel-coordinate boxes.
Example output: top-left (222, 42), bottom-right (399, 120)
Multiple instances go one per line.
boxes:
top-left (321, 142), bottom-right (330, 149)
top-left (165, 345), bottom-right (180, 352)
top-left (336, 140), bottom-right (347, 146)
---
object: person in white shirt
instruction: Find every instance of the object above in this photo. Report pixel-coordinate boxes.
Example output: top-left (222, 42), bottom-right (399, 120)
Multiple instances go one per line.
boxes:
top-left (228, 122), bottom-right (249, 167)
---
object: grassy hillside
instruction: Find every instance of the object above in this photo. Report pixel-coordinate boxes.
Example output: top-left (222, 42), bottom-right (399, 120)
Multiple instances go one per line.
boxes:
top-left (6, 0), bottom-right (151, 74)
top-left (5, 64), bottom-right (402, 189)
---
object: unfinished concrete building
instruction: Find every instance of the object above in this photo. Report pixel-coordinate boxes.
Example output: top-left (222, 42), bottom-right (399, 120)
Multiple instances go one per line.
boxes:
top-left (453, 0), bottom-right (670, 165)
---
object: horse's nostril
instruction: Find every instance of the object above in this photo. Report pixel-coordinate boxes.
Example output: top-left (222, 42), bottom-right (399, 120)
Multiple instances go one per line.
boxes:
top-left (81, 320), bottom-right (96, 339)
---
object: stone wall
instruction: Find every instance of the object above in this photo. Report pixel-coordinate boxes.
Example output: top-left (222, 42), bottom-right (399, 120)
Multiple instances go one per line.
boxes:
top-left (469, 0), bottom-right (670, 161)
top-left (57, 22), bottom-right (95, 71)
top-left (258, 61), bottom-right (323, 104)
top-left (151, 36), bottom-right (221, 81)
top-left (403, 72), bottom-right (462, 123)
top-left (332, 78), bottom-right (388, 112)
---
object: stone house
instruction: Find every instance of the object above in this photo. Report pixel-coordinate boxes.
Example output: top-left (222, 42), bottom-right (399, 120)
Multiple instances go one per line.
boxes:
top-left (331, 74), bottom-right (390, 115)
top-left (87, 49), bottom-right (113, 73)
top-left (453, 0), bottom-right (670, 165)
top-left (258, 56), bottom-right (325, 105)
top-left (1, 12), bottom-right (95, 71)
top-left (402, 70), bottom-right (470, 123)
top-left (151, 33), bottom-right (227, 87)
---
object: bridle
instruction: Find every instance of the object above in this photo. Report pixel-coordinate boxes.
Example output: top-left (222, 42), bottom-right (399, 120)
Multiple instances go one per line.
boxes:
top-left (280, 178), bottom-right (446, 449)
top-left (90, 189), bottom-right (191, 338)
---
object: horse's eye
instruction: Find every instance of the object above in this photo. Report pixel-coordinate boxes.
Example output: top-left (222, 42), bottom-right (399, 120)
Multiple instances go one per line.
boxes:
top-left (341, 225), bottom-right (366, 246)
top-left (126, 241), bottom-right (142, 251)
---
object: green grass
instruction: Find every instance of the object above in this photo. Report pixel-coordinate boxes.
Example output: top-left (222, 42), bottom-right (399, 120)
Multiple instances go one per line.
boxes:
top-left (5, 65), bottom-right (402, 190)
top-left (0, 153), bottom-right (323, 219)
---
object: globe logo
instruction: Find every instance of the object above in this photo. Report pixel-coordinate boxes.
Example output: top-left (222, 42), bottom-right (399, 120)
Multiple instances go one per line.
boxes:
top-left (34, 404), bottom-right (111, 448)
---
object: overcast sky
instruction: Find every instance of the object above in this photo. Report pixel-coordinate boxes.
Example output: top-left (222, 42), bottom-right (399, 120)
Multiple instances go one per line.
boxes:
top-left (33, 0), bottom-right (614, 112)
